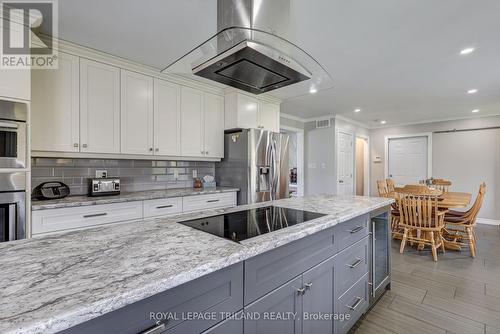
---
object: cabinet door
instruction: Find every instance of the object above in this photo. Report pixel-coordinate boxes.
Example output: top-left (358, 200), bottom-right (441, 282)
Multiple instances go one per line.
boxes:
top-left (31, 52), bottom-right (80, 152)
top-left (120, 70), bottom-right (154, 155)
top-left (204, 93), bottom-right (224, 158)
top-left (258, 101), bottom-right (280, 132)
top-left (80, 59), bottom-right (120, 153)
top-left (237, 94), bottom-right (259, 129)
top-left (244, 276), bottom-right (302, 334)
top-left (153, 79), bottom-right (181, 156)
top-left (0, 20), bottom-right (30, 101)
top-left (302, 256), bottom-right (336, 334)
top-left (180, 86), bottom-right (204, 157)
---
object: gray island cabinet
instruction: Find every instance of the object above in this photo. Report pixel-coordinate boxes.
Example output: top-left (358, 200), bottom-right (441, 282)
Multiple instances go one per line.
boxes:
top-left (62, 209), bottom-right (390, 334)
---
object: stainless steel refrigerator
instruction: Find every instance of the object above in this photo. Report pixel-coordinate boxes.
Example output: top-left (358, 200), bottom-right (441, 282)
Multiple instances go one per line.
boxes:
top-left (216, 129), bottom-right (289, 205)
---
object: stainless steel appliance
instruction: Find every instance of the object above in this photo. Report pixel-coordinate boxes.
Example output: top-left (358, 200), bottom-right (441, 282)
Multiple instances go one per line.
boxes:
top-left (0, 172), bottom-right (26, 242)
top-left (368, 207), bottom-right (392, 306)
top-left (179, 206), bottom-right (326, 243)
top-left (88, 178), bottom-right (121, 197)
top-left (216, 129), bottom-right (289, 205)
top-left (0, 100), bottom-right (28, 169)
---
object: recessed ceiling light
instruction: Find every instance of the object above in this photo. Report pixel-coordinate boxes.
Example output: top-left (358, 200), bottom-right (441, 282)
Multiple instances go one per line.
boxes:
top-left (467, 89), bottom-right (478, 94)
top-left (471, 109), bottom-right (480, 113)
top-left (309, 87), bottom-right (317, 94)
top-left (354, 108), bottom-right (361, 113)
top-left (460, 47), bottom-right (475, 55)
top-left (380, 120), bottom-right (387, 124)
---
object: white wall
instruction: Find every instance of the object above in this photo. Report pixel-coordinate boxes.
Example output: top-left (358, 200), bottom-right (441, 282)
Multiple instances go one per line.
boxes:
top-left (370, 116), bottom-right (500, 220)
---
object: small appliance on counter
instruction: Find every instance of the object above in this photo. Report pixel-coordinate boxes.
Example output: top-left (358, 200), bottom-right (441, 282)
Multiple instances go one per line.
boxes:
top-left (88, 178), bottom-right (120, 197)
top-left (32, 181), bottom-right (70, 200)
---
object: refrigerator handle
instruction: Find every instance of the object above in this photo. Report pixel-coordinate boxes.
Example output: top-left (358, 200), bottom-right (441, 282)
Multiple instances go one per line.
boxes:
top-left (271, 138), bottom-right (279, 200)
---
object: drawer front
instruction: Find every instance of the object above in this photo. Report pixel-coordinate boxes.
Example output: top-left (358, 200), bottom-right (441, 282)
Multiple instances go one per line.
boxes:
top-left (143, 197), bottom-right (183, 218)
top-left (201, 312), bottom-right (243, 334)
top-left (244, 225), bottom-right (337, 305)
top-left (335, 214), bottom-right (369, 250)
top-left (182, 192), bottom-right (236, 212)
top-left (62, 262), bottom-right (244, 334)
top-left (335, 273), bottom-right (369, 334)
top-left (32, 202), bottom-right (143, 235)
top-left (335, 236), bottom-right (369, 298)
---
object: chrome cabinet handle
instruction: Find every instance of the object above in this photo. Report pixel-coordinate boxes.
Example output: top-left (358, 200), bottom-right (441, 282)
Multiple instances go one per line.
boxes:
top-left (305, 282), bottom-right (313, 290)
top-left (349, 226), bottom-right (364, 234)
top-left (201, 150), bottom-right (204, 154)
top-left (297, 287), bottom-right (305, 296)
top-left (207, 199), bottom-right (220, 203)
top-left (82, 144), bottom-right (88, 148)
top-left (346, 297), bottom-right (363, 311)
top-left (205, 151), bottom-right (209, 155)
top-left (347, 258), bottom-right (363, 268)
top-left (139, 322), bottom-right (166, 334)
top-left (155, 148), bottom-right (159, 152)
top-left (73, 143), bottom-right (79, 148)
top-left (339, 180), bottom-right (344, 183)
top-left (156, 205), bottom-right (173, 209)
top-left (149, 148), bottom-right (153, 152)
top-left (83, 213), bottom-right (107, 219)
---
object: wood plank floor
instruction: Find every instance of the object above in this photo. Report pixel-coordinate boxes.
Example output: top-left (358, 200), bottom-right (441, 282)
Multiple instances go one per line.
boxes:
top-left (353, 224), bottom-right (500, 334)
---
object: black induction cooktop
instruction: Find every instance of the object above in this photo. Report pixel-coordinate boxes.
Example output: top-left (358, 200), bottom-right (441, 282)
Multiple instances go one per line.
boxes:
top-left (179, 206), bottom-right (327, 243)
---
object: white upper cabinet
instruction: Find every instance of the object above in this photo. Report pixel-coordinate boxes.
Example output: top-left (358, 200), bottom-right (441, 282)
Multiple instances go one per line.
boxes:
top-left (258, 101), bottom-right (280, 133)
top-left (224, 92), bottom-right (280, 132)
top-left (204, 93), bottom-right (225, 158)
top-left (153, 79), bottom-right (181, 156)
top-left (80, 59), bottom-right (120, 154)
top-left (0, 19), bottom-right (30, 101)
top-left (120, 69), bottom-right (154, 155)
top-left (31, 52), bottom-right (80, 152)
top-left (180, 86), bottom-right (204, 158)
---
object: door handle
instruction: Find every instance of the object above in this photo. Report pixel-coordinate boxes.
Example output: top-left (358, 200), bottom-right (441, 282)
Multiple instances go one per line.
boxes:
top-left (349, 226), bottom-right (364, 234)
top-left (83, 213), bottom-right (107, 219)
top-left (347, 258), bottom-right (363, 268)
top-left (346, 297), bottom-right (363, 311)
top-left (156, 205), bottom-right (173, 209)
top-left (139, 321), bottom-right (167, 334)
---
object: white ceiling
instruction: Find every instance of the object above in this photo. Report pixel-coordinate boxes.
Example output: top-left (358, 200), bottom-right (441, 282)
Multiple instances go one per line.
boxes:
top-left (50, 0), bottom-right (500, 128)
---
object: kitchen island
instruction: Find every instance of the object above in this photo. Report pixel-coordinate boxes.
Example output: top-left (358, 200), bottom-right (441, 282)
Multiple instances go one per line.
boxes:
top-left (0, 195), bottom-right (393, 334)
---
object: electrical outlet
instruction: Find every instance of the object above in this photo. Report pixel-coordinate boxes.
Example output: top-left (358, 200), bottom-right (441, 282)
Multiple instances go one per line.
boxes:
top-left (95, 170), bottom-right (108, 178)
top-left (192, 170), bottom-right (198, 178)
top-left (173, 169), bottom-right (179, 180)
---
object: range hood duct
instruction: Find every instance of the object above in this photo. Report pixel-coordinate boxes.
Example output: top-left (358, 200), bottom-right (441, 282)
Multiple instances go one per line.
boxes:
top-left (162, 0), bottom-right (333, 98)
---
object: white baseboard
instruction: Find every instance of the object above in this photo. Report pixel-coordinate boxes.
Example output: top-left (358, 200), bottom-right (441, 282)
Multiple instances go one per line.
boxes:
top-left (477, 218), bottom-right (500, 226)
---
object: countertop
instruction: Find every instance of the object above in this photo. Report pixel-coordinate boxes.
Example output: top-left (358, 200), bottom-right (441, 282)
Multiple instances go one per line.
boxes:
top-left (1, 195), bottom-right (394, 334)
top-left (31, 187), bottom-right (240, 211)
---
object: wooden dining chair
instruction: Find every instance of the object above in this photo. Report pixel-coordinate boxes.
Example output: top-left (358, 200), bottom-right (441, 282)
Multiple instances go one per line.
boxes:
top-left (386, 179), bottom-right (396, 192)
top-left (394, 184), bottom-right (442, 196)
top-left (398, 194), bottom-right (446, 261)
top-left (443, 183), bottom-right (486, 258)
top-left (377, 180), bottom-right (389, 197)
top-left (432, 179), bottom-right (452, 193)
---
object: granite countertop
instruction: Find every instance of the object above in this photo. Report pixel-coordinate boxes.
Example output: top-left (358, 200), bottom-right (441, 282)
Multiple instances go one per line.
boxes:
top-left (31, 187), bottom-right (240, 211)
top-left (1, 195), bottom-right (394, 334)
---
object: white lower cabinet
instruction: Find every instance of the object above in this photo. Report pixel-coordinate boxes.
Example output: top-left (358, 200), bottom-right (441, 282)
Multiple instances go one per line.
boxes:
top-left (32, 201), bottom-right (143, 235)
top-left (143, 197), bottom-right (183, 218)
top-left (32, 192), bottom-right (237, 236)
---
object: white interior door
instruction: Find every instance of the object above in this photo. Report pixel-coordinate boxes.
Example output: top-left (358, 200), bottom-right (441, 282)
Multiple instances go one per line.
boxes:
top-left (337, 131), bottom-right (354, 195)
top-left (388, 136), bottom-right (428, 185)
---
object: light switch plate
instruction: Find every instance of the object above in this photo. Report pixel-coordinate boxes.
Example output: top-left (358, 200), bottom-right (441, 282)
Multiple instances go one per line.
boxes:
top-left (95, 170), bottom-right (108, 178)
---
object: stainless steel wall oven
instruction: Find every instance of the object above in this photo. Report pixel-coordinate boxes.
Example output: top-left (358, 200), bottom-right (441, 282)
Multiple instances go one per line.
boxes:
top-left (0, 100), bottom-right (28, 169)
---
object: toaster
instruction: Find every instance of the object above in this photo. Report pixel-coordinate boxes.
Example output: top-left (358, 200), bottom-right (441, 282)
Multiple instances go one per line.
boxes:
top-left (88, 178), bottom-right (120, 197)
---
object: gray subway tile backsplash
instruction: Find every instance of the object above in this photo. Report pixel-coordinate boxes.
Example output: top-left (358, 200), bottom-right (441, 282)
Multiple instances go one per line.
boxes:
top-left (31, 158), bottom-right (215, 196)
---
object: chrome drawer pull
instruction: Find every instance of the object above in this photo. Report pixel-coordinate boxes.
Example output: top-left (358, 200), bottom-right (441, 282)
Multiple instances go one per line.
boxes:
top-left (305, 282), bottom-right (313, 290)
top-left (346, 297), bottom-right (363, 311)
top-left (156, 205), bottom-right (173, 209)
top-left (207, 199), bottom-right (220, 203)
top-left (83, 213), bottom-right (107, 219)
top-left (349, 226), bottom-right (364, 234)
top-left (140, 321), bottom-right (166, 334)
top-left (347, 258), bottom-right (363, 268)
top-left (297, 287), bottom-right (306, 296)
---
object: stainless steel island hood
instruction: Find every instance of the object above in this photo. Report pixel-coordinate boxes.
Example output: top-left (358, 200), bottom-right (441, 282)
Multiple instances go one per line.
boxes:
top-left (162, 0), bottom-right (333, 98)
